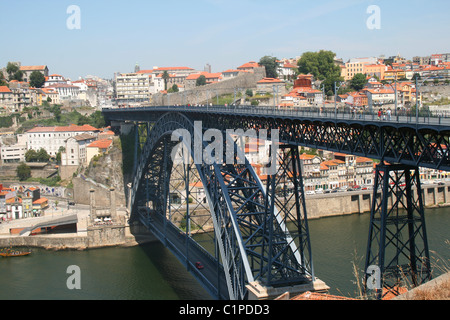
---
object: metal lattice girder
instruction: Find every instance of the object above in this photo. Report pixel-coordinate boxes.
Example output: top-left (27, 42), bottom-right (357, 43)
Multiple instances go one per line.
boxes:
top-left (364, 163), bottom-right (431, 300)
top-left (103, 107), bottom-right (450, 171)
top-left (262, 144), bottom-right (314, 286)
top-left (129, 112), bottom-right (315, 300)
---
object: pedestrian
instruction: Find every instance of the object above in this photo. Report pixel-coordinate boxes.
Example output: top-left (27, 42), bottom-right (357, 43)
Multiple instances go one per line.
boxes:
top-left (378, 108), bottom-right (382, 120)
top-left (387, 108), bottom-right (391, 121)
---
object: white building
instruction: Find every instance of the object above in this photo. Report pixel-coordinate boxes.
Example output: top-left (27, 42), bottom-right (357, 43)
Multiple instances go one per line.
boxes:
top-left (46, 83), bottom-right (80, 100)
top-left (115, 73), bottom-right (151, 103)
top-left (61, 133), bottom-right (96, 166)
top-left (45, 74), bottom-right (67, 87)
top-left (26, 124), bottom-right (100, 157)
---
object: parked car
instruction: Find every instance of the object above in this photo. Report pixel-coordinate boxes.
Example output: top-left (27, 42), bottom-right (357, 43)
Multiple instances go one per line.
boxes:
top-left (306, 191), bottom-right (315, 195)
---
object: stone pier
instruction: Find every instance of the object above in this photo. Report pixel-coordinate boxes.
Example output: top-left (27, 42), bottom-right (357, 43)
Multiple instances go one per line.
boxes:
top-left (246, 279), bottom-right (330, 300)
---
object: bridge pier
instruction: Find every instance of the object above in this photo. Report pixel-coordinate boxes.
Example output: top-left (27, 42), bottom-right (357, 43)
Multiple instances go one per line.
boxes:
top-left (364, 163), bottom-right (431, 300)
top-left (246, 279), bottom-right (329, 300)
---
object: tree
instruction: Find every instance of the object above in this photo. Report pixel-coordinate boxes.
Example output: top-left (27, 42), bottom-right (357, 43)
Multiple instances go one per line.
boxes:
top-left (0, 72), bottom-right (7, 86)
top-left (36, 148), bottom-right (50, 162)
top-left (259, 56), bottom-right (278, 78)
top-left (196, 75), bottom-right (206, 86)
top-left (162, 71), bottom-right (170, 90)
top-left (6, 62), bottom-right (23, 81)
top-left (17, 163), bottom-right (31, 181)
top-left (25, 149), bottom-right (38, 162)
top-left (297, 50), bottom-right (343, 96)
top-left (350, 73), bottom-right (368, 91)
top-left (29, 71), bottom-right (46, 88)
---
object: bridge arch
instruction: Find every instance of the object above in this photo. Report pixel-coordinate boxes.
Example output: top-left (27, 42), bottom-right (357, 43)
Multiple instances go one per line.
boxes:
top-left (129, 112), bottom-right (314, 300)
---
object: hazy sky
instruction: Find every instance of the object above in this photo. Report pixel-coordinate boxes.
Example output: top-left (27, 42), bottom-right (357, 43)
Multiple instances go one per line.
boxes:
top-left (1, 0), bottom-right (449, 80)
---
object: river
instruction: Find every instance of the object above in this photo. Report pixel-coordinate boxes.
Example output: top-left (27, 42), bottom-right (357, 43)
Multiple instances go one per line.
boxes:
top-left (0, 208), bottom-right (448, 300)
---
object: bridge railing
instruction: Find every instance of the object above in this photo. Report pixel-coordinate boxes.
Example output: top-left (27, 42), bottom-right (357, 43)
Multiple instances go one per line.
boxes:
top-left (105, 104), bottom-right (450, 126)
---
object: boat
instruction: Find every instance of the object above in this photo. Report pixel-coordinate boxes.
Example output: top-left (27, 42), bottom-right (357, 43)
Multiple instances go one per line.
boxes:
top-left (0, 249), bottom-right (31, 257)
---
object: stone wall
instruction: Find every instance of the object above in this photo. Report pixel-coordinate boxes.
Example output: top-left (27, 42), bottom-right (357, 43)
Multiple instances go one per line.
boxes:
top-left (151, 67), bottom-right (266, 106)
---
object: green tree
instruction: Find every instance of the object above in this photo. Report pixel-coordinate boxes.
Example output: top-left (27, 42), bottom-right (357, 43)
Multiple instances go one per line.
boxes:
top-left (259, 55), bottom-right (278, 78)
top-left (6, 62), bottom-right (23, 81)
top-left (29, 71), bottom-right (46, 88)
top-left (16, 162), bottom-right (31, 181)
top-left (196, 75), bottom-right (206, 86)
top-left (0, 72), bottom-right (8, 86)
top-left (297, 50), bottom-right (343, 96)
top-left (36, 148), bottom-right (50, 162)
top-left (350, 73), bottom-right (368, 91)
top-left (25, 149), bottom-right (38, 162)
top-left (162, 71), bottom-right (170, 90)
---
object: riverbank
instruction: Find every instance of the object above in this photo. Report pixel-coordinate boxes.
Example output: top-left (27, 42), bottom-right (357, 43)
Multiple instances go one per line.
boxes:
top-left (1, 185), bottom-right (449, 250)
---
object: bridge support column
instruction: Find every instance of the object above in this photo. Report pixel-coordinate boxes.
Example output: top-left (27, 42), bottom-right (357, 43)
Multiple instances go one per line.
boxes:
top-left (364, 163), bottom-right (431, 300)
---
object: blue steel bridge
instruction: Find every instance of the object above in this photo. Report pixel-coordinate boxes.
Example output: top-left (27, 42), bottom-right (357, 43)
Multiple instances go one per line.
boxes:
top-left (102, 105), bottom-right (450, 300)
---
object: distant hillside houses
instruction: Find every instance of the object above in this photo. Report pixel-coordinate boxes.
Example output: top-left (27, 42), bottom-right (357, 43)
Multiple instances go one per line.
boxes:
top-left (0, 62), bottom-right (104, 113)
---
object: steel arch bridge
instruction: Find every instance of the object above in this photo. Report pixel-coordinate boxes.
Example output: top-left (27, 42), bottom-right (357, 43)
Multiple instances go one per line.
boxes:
top-left (103, 105), bottom-right (450, 300)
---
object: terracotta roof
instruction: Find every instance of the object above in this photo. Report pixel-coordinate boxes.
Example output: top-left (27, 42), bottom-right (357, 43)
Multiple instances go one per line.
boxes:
top-left (0, 86), bottom-right (12, 93)
top-left (185, 72), bottom-right (222, 80)
top-left (27, 124), bottom-right (99, 133)
top-left (292, 291), bottom-right (357, 300)
top-left (356, 157), bottom-right (373, 163)
top-left (87, 139), bottom-right (112, 149)
top-left (237, 61), bottom-right (260, 69)
top-left (20, 65), bottom-right (47, 71)
top-left (257, 77), bottom-right (284, 84)
top-left (33, 197), bottom-right (48, 205)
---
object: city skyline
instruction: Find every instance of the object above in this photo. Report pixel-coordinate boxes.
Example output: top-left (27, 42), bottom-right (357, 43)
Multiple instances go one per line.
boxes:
top-left (1, 0), bottom-right (449, 80)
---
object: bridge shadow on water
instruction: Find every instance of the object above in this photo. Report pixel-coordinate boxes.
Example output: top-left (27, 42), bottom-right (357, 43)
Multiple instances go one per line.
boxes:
top-left (133, 233), bottom-right (214, 300)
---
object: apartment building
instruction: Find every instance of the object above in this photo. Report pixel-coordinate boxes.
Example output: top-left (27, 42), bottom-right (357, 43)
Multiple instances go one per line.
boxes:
top-left (115, 72), bottom-right (151, 103)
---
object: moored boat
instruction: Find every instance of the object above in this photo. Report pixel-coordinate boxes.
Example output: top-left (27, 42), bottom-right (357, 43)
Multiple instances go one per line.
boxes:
top-left (0, 249), bottom-right (31, 257)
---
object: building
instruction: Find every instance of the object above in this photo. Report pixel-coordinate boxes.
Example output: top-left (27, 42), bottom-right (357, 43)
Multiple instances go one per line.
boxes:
top-left (237, 61), bottom-right (261, 72)
top-left (26, 124), bottom-right (100, 157)
top-left (115, 72), bottom-right (151, 104)
top-left (0, 144), bottom-right (26, 164)
top-left (45, 74), bottom-right (67, 87)
top-left (46, 83), bottom-right (80, 101)
top-left (276, 61), bottom-right (297, 80)
top-left (86, 139), bottom-right (113, 165)
top-left (184, 72), bottom-right (223, 90)
top-left (256, 78), bottom-right (285, 95)
top-left (61, 133), bottom-right (96, 167)
top-left (0, 86), bottom-right (14, 111)
top-left (19, 65), bottom-right (49, 82)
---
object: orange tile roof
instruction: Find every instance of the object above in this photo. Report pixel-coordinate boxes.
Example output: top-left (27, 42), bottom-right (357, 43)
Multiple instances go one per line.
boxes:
top-left (33, 197), bottom-right (48, 204)
top-left (0, 86), bottom-right (12, 93)
top-left (27, 124), bottom-right (99, 133)
top-left (237, 61), bottom-right (260, 69)
top-left (292, 291), bottom-right (357, 300)
top-left (87, 139), bottom-right (112, 149)
top-left (257, 77), bottom-right (284, 84)
top-left (20, 65), bottom-right (47, 71)
top-left (185, 72), bottom-right (222, 80)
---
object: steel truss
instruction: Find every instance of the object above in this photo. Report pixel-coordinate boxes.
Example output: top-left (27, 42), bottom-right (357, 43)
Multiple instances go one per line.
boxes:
top-left (364, 163), bottom-right (431, 300)
top-left (196, 115), bottom-right (450, 171)
top-left (129, 112), bottom-right (314, 300)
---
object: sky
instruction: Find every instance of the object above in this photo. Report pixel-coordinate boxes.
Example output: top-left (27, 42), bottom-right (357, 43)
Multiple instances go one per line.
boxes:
top-left (1, 0), bottom-right (449, 80)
